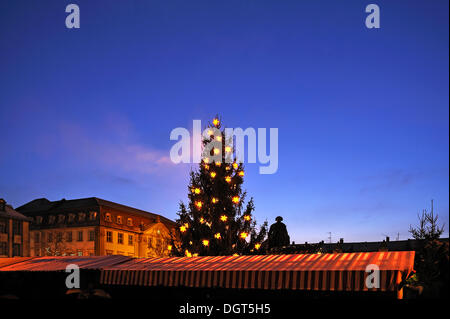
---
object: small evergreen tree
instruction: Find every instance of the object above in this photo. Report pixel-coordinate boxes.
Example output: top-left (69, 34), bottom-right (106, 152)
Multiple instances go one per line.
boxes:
top-left (172, 117), bottom-right (267, 256)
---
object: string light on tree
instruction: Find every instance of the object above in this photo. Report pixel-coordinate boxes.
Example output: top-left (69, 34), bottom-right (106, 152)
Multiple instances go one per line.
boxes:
top-left (254, 243), bottom-right (261, 250)
top-left (174, 116), bottom-right (268, 257)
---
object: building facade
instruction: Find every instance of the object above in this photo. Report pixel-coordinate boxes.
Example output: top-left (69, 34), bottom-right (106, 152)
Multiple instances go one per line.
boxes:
top-left (16, 197), bottom-right (177, 258)
top-left (0, 198), bottom-right (31, 257)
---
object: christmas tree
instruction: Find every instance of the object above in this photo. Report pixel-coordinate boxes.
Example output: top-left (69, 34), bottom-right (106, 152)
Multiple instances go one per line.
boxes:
top-left (171, 117), bottom-right (268, 257)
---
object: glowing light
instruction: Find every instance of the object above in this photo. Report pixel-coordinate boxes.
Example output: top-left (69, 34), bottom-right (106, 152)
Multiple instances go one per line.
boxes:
top-left (193, 253), bottom-right (199, 257)
top-left (232, 163), bottom-right (238, 169)
top-left (203, 157), bottom-right (210, 163)
top-left (225, 146), bottom-right (232, 153)
top-left (240, 232), bottom-right (248, 239)
top-left (215, 135), bottom-right (222, 142)
top-left (167, 245), bottom-right (172, 251)
top-left (226, 166), bottom-right (230, 171)
top-left (207, 129), bottom-right (213, 136)
top-left (254, 243), bottom-right (261, 250)
top-left (180, 226), bottom-right (187, 233)
top-left (225, 176), bottom-right (232, 183)
top-left (233, 253), bottom-right (239, 256)
top-left (212, 197), bottom-right (218, 204)
top-left (199, 217), bottom-right (205, 224)
top-left (185, 250), bottom-right (192, 257)
top-left (189, 241), bottom-right (193, 245)
top-left (210, 172), bottom-right (217, 178)
top-left (184, 223), bottom-right (189, 228)
top-left (215, 161), bottom-right (221, 167)
top-left (232, 196), bottom-right (240, 204)
top-left (214, 233), bottom-right (221, 239)
top-left (202, 239), bottom-right (209, 247)
top-left (213, 118), bottom-right (220, 126)
top-left (238, 171), bottom-right (244, 177)
top-left (213, 148), bottom-right (220, 155)
top-left (244, 215), bottom-right (251, 221)
top-left (204, 164), bottom-right (209, 170)
top-left (220, 215), bottom-right (228, 222)
top-left (195, 201), bottom-right (203, 209)
top-left (194, 188), bottom-right (201, 194)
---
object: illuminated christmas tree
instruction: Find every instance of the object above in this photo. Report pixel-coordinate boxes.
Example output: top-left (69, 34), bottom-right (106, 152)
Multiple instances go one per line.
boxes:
top-left (172, 117), bottom-right (268, 256)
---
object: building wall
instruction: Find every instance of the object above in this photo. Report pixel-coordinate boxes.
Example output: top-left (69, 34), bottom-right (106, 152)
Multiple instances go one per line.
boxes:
top-left (30, 227), bottom-right (95, 256)
top-left (0, 218), bottom-right (30, 257)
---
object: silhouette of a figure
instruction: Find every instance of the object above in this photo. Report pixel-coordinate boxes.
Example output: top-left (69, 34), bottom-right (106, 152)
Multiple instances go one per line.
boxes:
top-left (268, 216), bottom-right (290, 249)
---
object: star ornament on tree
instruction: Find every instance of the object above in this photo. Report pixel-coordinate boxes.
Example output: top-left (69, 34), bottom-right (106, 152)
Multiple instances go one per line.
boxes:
top-left (172, 116), bottom-right (269, 256)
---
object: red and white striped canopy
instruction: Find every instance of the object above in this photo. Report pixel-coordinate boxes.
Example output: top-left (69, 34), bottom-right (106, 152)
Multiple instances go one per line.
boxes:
top-left (100, 251), bottom-right (415, 293)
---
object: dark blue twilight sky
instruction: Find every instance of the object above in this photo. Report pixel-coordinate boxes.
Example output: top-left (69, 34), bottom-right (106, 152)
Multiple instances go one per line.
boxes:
top-left (0, 0), bottom-right (448, 242)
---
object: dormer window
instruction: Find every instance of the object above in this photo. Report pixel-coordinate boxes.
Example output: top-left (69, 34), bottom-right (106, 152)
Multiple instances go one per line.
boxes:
top-left (78, 212), bottom-right (86, 222)
top-left (89, 211), bottom-right (97, 221)
top-left (127, 218), bottom-right (133, 226)
top-left (117, 216), bottom-right (122, 224)
top-left (105, 213), bottom-right (112, 222)
top-left (68, 213), bottom-right (76, 223)
top-left (35, 216), bottom-right (43, 225)
top-left (48, 215), bottom-right (56, 224)
top-left (57, 214), bottom-right (65, 224)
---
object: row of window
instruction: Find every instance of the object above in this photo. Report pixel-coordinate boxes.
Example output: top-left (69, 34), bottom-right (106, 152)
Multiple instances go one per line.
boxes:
top-left (104, 214), bottom-right (134, 226)
top-left (34, 212), bottom-right (98, 225)
top-left (106, 231), bottom-right (134, 246)
top-left (0, 242), bottom-right (21, 256)
top-left (0, 218), bottom-right (22, 235)
top-left (34, 230), bottom-right (95, 243)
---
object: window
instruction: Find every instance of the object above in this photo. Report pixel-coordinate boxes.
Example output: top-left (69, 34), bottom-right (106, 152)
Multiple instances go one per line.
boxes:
top-left (105, 213), bottom-right (112, 222)
top-left (77, 250), bottom-right (83, 256)
top-left (57, 215), bottom-right (65, 223)
top-left (35, 216), bottom-right (43, 224)
top-left (78, 212), bottom-right (86, 222)
top-left (0, 242), bottom-right (8, 256)
top-left (66, 231), bottom-right (73, 242)
top-left (13, 244), bottom-right (21, 257)
top-left (68, 214), bottom-right (75, 223)
top-left (12, 220), bottom-right (22, 235)
top-left (34, 232), bottom-right (40, 243)
top-left (77, 231), bottom-right (83, 242)
top-left (0, 218), bottom-right (7, 234)
top-left (56, 232), bottom-right (63, 242)
top-left (89, 211), bottom-right (97, 221)
top-left (88, 230), bottom-right (95, 241)
top-left (128, 235), bottom-right (133, 246)
top-left (117, 216), bottom-right (122, 224)
top-left (127, 218), bottom-right (133, 226)
top-left (106, 231), bottom-right (113, 243)
top-left (48, 232), bottom-right (53, 243)
top-left (106, 250), bottom-right (113, 256)
top-left (48, 215), bottom-right (56, 224)
top-left (117, 233), bottom-right (124, 244)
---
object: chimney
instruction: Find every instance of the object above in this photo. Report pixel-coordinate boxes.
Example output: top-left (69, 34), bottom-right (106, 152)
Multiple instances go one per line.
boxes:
top-left (0, 199), bottom-right (5, 211)
top-left (386, 236), bottom-right (390, 243)
top-left (339, 238), bottom-right (344, 244)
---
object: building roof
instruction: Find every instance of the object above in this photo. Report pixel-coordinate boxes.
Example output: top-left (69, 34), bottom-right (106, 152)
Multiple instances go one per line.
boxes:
top-left (16, 197), bottom-right (176, 228)
top-left (0, 199), bottom-right (32, 222)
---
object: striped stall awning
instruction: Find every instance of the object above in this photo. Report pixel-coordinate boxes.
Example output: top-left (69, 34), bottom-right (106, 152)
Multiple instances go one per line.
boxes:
top-left (0, 255), bottom-right (131, 272)
top-left (100, 251), bottom-right (415, 294)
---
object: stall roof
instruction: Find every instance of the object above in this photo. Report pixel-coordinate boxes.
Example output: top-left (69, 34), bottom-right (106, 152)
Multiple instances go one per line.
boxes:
top-left (0, 255), bottom-right (131, 272)
top-left (100, 251), bottom-right (415, 295)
